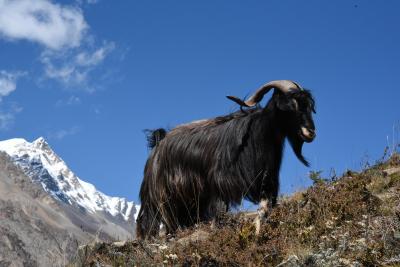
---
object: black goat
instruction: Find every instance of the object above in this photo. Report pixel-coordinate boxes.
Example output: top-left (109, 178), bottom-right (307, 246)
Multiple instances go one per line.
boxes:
top-left (136, 80), bottom-right (316, 239)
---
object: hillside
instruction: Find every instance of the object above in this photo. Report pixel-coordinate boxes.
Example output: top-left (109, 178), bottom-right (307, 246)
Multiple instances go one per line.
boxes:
top-left (73, 153), bottom-right (400, 266)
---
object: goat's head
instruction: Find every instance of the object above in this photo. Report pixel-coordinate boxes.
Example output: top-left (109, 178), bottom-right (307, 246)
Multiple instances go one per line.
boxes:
top-left (227, 80), bottom-right (316, 166)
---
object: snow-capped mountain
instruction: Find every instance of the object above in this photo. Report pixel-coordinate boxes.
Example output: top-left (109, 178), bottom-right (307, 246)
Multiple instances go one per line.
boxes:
top-left (0, 137), bottom-right (139, 237)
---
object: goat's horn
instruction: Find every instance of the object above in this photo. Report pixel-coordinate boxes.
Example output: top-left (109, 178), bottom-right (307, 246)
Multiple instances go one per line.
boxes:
top-left (227, 80), bottom-right (302, 107)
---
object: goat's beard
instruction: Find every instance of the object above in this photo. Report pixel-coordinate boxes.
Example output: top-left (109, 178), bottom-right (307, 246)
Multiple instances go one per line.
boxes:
top-left (288, 134), bottom-right (309, 167)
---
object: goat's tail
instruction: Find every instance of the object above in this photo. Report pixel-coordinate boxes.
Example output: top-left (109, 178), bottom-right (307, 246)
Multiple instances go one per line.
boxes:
top-left (136, 201), bottom-right (161, 239)
top-left (144, 128), bottom-right (167, 150)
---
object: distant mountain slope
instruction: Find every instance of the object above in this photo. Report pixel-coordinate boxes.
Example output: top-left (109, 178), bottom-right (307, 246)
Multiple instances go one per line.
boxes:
top-left (0, 152), bottom-right (84, 266)
top-left (0, 138), bottom-right (139, 266)
top-left (0, 137), bottom-right (138, 222)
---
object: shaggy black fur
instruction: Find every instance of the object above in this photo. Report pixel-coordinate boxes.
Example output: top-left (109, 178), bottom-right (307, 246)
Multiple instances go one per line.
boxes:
top-left (136, 89), bottom-right (316, 239)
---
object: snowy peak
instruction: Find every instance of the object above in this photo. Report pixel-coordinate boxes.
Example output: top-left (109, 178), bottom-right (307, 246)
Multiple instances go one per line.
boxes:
top-left (32, 136), bottom-right (49, 150)
top-left (0, 137), bottom-right (139, 222)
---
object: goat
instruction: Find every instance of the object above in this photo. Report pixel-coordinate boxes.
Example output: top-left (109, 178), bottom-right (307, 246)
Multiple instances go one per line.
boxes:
top-left (136, 80), bottom-right (316, 239)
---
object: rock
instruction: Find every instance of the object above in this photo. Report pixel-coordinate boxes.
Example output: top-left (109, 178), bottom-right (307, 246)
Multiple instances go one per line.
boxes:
top-left (176, 230), bottom-right (210, 246)
top-left (383, 255), bottom-right (400, 265)
top-left (113, 241), bottom-right (126, 247)
top-left (383, 167), bottom-right (400, 176)
top-left (242, 211), bottom-right (258, 219)
top-left (276, 255), bottom-right (300, 267)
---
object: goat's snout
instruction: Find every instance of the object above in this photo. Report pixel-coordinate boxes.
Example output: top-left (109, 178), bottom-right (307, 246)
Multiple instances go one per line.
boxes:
top-left (301, 127), bottom-right (316, 142)
top-left (307, 128), bottom-right (316, 138)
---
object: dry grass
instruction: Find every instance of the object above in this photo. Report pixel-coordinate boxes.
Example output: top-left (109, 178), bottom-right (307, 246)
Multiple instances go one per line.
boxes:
top-left (72, 153), bottom-right (400, 267)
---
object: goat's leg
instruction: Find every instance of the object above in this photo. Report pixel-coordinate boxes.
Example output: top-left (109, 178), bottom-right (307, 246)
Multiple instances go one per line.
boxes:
top-left (209, 199), bottom-right (228, 229)
top-left (254, 170), bottom-right (279, 234)
top-left (254, 195), bottom-right (277, 235)
top-left (136, 202), bottom-right (161, 239)
top-left (254, 198), bottom-right (271, 235)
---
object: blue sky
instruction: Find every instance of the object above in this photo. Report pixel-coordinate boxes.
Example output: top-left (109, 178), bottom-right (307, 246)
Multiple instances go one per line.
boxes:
top-left (0, 0), bottom-right (399, 205)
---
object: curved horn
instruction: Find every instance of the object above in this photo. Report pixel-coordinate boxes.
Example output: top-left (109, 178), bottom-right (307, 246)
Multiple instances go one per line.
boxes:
top-left (227, 80), bottom-right (302, 107)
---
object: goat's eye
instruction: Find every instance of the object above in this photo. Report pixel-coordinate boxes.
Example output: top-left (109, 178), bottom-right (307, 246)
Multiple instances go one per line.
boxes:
top-left (298, 104), bottom-right (307, 112)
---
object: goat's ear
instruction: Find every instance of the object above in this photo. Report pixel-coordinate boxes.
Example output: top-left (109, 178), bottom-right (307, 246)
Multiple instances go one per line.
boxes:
top-left (276, 96), bottom-right (298, 111)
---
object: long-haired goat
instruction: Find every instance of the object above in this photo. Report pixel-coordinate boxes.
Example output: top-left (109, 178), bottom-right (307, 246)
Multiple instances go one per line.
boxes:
top-left (136, 80), bottom-right (316, 239)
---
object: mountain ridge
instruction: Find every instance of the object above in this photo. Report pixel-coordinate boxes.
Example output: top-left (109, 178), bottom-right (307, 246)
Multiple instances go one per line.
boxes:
top-left (0, 137), bottom-right (140, 265)
top-left (0, 137), bottom-right (139, 223)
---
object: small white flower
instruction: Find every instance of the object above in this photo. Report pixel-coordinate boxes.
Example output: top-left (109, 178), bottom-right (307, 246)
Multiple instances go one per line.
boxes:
top-left (306, 225), bottom-right (315, 231)
top-left (168, 254), bottom-right (178, 260)
top-left (325, 220), bottom-right (335, 229)
top-left (356, 238), bottom-right (366, 245)
top-left (357, 221), bottom-right (366, 227)
top-left (159, 245), bottom-right (168, 251)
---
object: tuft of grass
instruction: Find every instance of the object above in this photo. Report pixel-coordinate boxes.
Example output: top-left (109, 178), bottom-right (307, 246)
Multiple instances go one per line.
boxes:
top-left (238, 221), bottom-right (256, 249)
top-left (308, 170), bottom-right (326, 185)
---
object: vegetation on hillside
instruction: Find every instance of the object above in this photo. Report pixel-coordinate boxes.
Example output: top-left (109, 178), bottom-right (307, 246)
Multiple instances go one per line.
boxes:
top-left (72, 152), bottom-right (400, 266)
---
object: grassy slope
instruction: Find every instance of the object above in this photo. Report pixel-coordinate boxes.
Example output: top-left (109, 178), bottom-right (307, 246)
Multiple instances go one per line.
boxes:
top-left (72, 154), bottom-right (400, 266)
